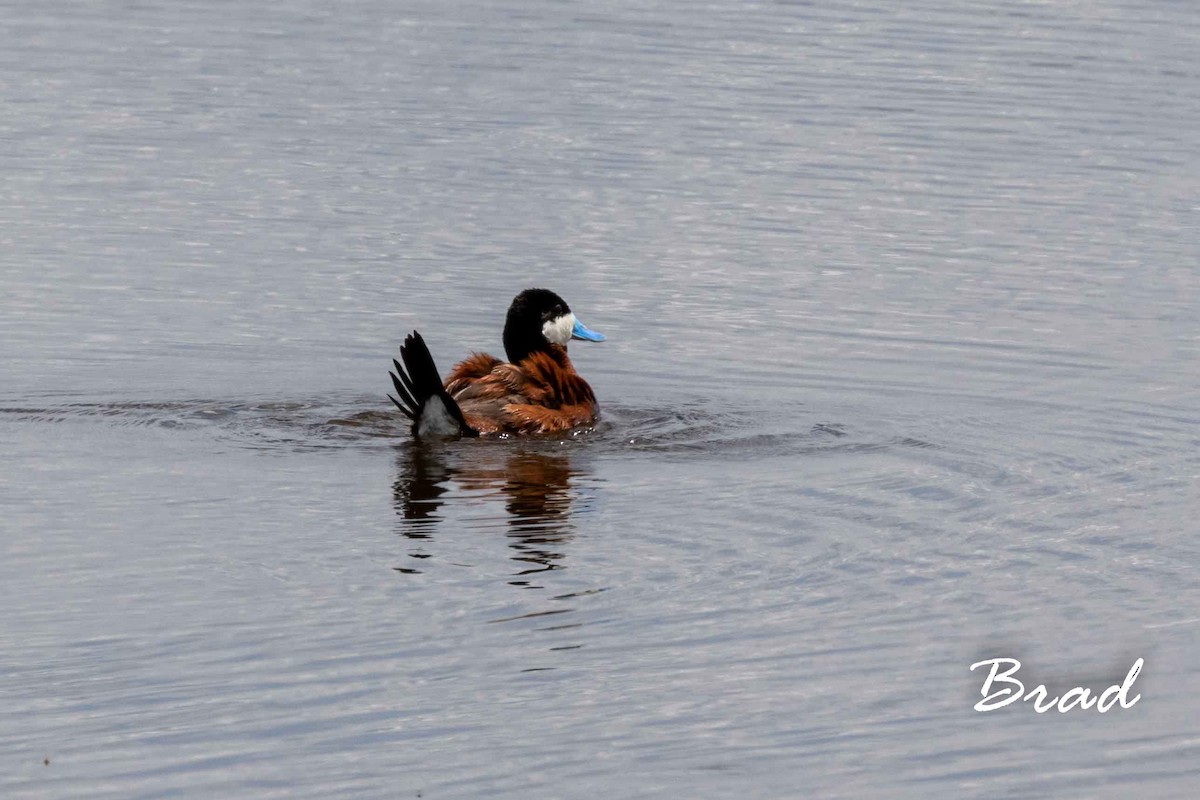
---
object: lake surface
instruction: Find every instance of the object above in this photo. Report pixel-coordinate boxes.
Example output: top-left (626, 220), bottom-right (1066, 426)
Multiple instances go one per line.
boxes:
top-left (3, 1), bottom-right (1199, 797)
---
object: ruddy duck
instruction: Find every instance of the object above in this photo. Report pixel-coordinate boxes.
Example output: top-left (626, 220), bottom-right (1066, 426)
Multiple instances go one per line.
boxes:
top-left (389, 288), bottom-right (605, 438)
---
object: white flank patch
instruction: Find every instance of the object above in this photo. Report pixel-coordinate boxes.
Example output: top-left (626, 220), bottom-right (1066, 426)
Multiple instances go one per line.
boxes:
top-left (417, 396), bottom-right (460, 437)
top-left (542, 312), bottom-right (575, 346)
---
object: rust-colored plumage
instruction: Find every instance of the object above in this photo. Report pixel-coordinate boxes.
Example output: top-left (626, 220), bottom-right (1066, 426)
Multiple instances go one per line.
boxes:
top-left (445, 345), bottom-right (598, 435)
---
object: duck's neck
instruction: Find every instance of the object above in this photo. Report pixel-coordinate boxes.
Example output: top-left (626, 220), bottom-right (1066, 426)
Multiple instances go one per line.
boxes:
top-left (545, 343), bottom-right (576, 372)
top-left (506, 338), bottom-right (576, 369)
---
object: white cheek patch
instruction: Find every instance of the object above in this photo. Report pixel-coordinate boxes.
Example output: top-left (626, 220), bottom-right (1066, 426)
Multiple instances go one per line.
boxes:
top-left (542, 312), bottom-right (575, 346)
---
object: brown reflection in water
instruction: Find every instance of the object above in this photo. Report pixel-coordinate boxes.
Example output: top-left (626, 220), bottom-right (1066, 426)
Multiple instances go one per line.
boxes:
top-left (393, 443), bottom-right (584, 583)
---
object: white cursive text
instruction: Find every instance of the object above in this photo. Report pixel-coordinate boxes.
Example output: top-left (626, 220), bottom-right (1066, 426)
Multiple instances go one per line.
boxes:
top-left (969, 657), bottom-right (1143, 713)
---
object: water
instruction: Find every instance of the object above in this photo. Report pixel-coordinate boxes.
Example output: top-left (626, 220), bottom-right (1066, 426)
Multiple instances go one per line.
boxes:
top-left (3, 1), bottom-right (1199, 797)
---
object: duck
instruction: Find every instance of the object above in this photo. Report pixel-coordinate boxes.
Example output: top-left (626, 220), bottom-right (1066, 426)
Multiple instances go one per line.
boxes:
top-left (389, 288), bottom-right (606, 438)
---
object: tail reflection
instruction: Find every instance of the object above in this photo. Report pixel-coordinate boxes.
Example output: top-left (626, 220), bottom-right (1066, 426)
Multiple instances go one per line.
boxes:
top-left (393, 443), bottom-right (588, 584)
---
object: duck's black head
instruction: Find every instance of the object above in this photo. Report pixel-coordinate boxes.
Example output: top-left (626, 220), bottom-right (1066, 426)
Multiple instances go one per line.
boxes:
top-left (502, 288), bottom-right (606, 364)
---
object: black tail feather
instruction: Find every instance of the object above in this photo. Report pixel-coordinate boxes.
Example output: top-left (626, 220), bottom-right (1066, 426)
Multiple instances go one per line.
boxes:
top-left (389, 361), bottom-right (418, 419)
top-left (388, 331), bottom-right (477, 438)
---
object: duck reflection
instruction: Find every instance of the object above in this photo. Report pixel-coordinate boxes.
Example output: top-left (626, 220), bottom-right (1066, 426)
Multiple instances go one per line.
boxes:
top-left (393, 442), bottom-right (588, 583)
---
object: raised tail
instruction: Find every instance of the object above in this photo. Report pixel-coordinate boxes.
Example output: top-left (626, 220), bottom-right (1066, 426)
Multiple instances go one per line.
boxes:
top-left (388, 331), bottom-right (478, 439)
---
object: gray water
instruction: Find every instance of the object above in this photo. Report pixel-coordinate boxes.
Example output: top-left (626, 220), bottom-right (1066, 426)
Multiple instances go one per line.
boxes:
top-left (3, 1), bottom-right (1199, 797)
